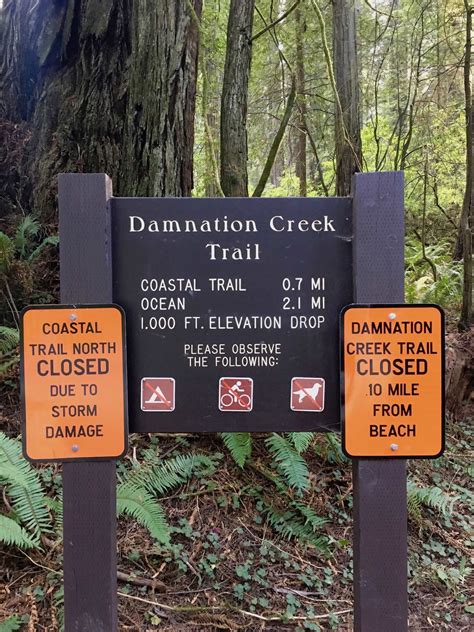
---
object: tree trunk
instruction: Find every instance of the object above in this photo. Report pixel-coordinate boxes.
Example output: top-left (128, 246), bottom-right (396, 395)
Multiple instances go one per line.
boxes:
top-left (459, 2), bottom-right (473, 331)
top-left (220, 0), bottom-right (255, 197)
top-left (332, 0), bottom-right (362, 196)
top-left (2, 0), bottom-right (202, 219)
top-left (295, 5), bottom-right (307, 197)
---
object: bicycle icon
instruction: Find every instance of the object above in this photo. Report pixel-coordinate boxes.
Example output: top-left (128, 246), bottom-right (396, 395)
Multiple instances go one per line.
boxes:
top-left (218, 378), bottom-right (253, 412)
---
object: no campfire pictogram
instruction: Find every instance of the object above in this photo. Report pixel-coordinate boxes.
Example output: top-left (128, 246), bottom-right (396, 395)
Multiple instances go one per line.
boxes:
top-left (219, 377), bottom-right (253, 412)
top-left (141, 378), bottom-right (175, 412)
top-left (290, 377), bottom-right (325, 412)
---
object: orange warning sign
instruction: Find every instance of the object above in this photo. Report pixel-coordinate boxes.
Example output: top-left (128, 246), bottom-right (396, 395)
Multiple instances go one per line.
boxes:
top-left (341, 305), bottom-right (444, 458)
top-left (21, 305), bottom-right (127, 462)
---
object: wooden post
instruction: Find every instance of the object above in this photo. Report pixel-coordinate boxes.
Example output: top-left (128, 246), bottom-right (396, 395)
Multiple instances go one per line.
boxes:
top-left (58, 174), bottom-right (118, 631)
top-left (352, 172), bottom-right (407, 631)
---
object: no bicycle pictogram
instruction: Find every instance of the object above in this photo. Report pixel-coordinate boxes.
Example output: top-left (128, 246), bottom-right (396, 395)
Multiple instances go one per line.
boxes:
top-left (290, 377), bottom-right (325, 412)
top-left (141, 378), bottom-right (175, 412)
top-left (219, 377), bottom-right (253, 412)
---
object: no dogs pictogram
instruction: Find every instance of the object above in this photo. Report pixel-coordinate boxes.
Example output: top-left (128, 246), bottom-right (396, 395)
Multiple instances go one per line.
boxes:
top-left (219, 377), bottom-right (253, 412)
top-left (290, 377), bottom-right (325, 412)
top-left (141, 378), bottom-right (175, 412)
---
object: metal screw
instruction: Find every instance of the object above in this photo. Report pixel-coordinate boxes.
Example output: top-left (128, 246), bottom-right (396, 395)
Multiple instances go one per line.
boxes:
top-left (388, 312), bottom-right (397, 319)
top-left (70, 313), bottom-right (77, 321)
top-left (71, 445), bottom-right (79, 453)
top-left (390, 443), bottom-right (398, 451)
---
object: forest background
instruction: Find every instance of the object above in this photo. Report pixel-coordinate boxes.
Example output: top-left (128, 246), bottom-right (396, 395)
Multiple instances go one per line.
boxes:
top-left (0, 0), bottom-right (472, 630)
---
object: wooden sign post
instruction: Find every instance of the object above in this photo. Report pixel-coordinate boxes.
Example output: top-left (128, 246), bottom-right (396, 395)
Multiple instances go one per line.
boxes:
top-left (51, 171), bottom-right (438, 631)
top-left (352, 172), bottom-right (408, 632)
top-left (58, 174), bottom-right (118, 631)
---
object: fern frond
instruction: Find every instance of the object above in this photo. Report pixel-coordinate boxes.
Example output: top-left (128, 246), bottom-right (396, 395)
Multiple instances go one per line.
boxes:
top-left (0, 327), bottom-right (19, 355)
top-left (0, 615), bottom-right (23, 632)
top-left (292, 502), bottom-right (329, 530)
top-left (288, 432), bottom-right (314, 454)
top-left (28, 235), bottom-right (60, 262)
top-left (117, 482), bottom-right (170, 545)
top-left (318, 433), bottom-right (348, 464)
top-left (0, 515), bottom-right (37, 549)
top-left (123, 452), bottom-right (215, 497)
top-left (0, 433), bottom-right (50, 543)
top-left (407, 483), bottom-right (456, 516)
top-left (0, 232), bottom-right (14, 275)
top-left (265, 433), bottom-right (310, 492)
top-left (220, 433), bottom-right (252, 467)
top-left (14, 216), bottom-right (40, 257)
top-left (261, 504), bottom-right (328, 550)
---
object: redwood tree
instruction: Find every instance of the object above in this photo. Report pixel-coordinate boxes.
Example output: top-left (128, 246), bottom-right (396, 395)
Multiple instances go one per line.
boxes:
top-left (220, 0), bottom-right (255, 197)
top-left (332, 0), bottom-right (362, 196)
top-left (1, 0), bottom-right (202, 219)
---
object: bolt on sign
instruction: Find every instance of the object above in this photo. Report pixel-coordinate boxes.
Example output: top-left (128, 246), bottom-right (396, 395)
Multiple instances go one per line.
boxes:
top-left (21, 305), bottom-right (127, 461)
top-left (341, 304), bottom-right (445, 458)
top-left (112, 198), bottom-right (352, 433)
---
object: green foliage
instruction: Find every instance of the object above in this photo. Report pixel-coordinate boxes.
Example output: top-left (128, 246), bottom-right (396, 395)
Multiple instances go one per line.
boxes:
top-left (408, 482), bottom-right (457, 521)
top-left (0, 433), bottom-right (51, 547)
top-left (315, 433), bottom-right (348, 465)
top-left (405, 238), bottom-right (463, 308)
top-left (288, 432), bottom-right (314, 454)
top-left (0, 216), bottom-right (58, 276)
top-left (0, 326), bottom-right (20, 376)
top-left (0, 616), bottom-right (23, 632)
top-left (0, 232), bottom-right (14, 275)
top-left (220, 432), bottom-right (252, 467)
top-left (28, 236), bottom-right (60, 263)
top-left (258, 500), bottom-right (328, 550)
top-left (117, 482), bottom-right (170, 545)
top-left (0, 515), bottom-right (37, 549)
top-left (123, 451), bottom-right (216, 495)
top-left (14, 216), bottom-right (40, 258)
top-left (265, 434), bottom-right (310, 492)
top-left (117, 450), bottom-right (218, 545)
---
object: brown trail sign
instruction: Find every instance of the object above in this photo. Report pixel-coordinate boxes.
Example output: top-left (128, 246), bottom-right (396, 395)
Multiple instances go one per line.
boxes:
top-left (17, 171), bottom-right (445, 631)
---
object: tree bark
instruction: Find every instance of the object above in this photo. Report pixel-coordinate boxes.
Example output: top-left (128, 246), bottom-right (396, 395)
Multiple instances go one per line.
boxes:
top-left (2, 0), bottom-right (202, 219)
top-left (332, 0), bottom-right (362, 196)
top-left (295, 5), bottom-right (307, 197)
top-left (459, 2), bottom-right (473, 331)
top-left (220, 0), bottom-right (255, 197)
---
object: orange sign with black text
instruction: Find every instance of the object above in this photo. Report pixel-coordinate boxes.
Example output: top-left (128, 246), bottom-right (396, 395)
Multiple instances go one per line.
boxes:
top-left (341, 305), bottom-right (444, 459)
top-left (21, 305), bottom-right (127, 462)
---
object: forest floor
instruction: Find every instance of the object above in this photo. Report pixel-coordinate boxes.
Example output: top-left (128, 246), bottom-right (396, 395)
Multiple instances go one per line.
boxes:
top-left (0, 335), bottom-right (472, 631)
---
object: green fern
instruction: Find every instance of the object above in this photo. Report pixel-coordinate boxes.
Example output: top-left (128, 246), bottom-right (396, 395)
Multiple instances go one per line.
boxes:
top-left (124, 452), bottom-right (215, 496)
top-left (288, 432), bottom-right (314, 454)
top-left (0, 615), bottom-right (23, 631)
top-left (14, 216), bottom-right (40, 258)
top-left (316, 433), bottom-right (348, 464)
top-left (0, 433), bottom-right (51, 544)
top-left (220, 433), bottom-right (252, 467)
top-left (260, 503), bottom-right (328, 550)
top-left (407, 482), bottom-right (456, 520)
top-left (0, 515), bottom-right (37, 549)
top-left (0, 327), bottom-right (19, 355)
top-left (28, 235), bottom-right (59, 262)
top-left (0, 327), bottom-right (19, 376)
top-left (265, 433), bottom-right (310, 492)
top-left (292, 502), bottom-right (329, 531)
top-left (0, 232), bottom-right (14, 275)
top-left (117, 451), bottom-right (218, 544)
top-left (117, 482), bottom-right (170, 545)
